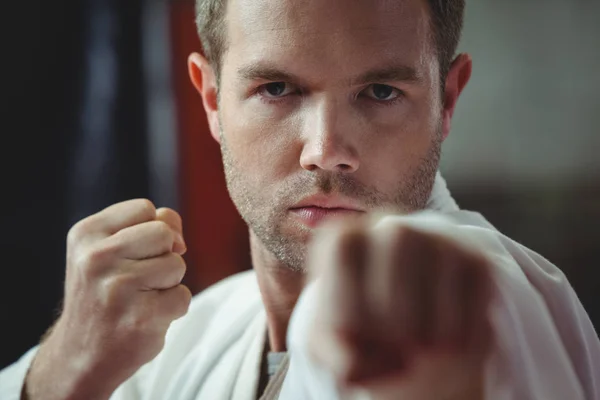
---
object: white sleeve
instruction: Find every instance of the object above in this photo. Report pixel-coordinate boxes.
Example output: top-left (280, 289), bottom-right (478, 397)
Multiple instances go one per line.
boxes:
top-left (485, 229), bottom-right (600, 400)
top-left (0, 347), bottom-right (39, 400)
top-left (0, 346), bottom-right (146, 400)
top-left (279, 213), bottom-right (600, 400)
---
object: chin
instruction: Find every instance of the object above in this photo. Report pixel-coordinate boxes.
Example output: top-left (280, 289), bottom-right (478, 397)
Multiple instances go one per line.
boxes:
top-left (275, 220), bottom-right (312, 248)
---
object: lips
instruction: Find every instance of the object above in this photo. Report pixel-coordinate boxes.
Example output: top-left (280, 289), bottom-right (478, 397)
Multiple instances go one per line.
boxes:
top-left (289, 207), bottom-right (362, 228)
top-left (289, 195), bottom-right (365, 228)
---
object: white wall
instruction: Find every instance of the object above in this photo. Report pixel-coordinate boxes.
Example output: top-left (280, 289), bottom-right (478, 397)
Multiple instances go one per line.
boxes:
top-left (442, 0), bottom-right (600, 186)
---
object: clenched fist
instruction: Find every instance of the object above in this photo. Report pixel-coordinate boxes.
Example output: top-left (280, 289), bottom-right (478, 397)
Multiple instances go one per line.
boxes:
top-left (25, 199), bottom-right (192, 400)
top-left (307, 216), bottom-right (494, 400)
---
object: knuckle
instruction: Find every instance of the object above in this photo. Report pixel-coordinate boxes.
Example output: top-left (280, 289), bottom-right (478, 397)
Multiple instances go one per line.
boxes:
top-left (129, 311), bottom-right (154, 332)
top-left (152, 221), bottom-right (175, 250)
top-left (392, 224), bottom-right (426, 243)
top-left (158, 207), bottom-right (182, 223)
top-left (66, 227), bottom-right (80, 247)
top-left (378, 224), bottom-right (415, 250)
top-left (154, 220), bottom-right (173, 238)
top-left (175, 286), bottom-right (192, 316)
top-left (135, 199), bottom-right (157, 219)
top-left (163, 285), bottom-right (192, 320)
top-left (117, 316), bottom-right (157, 351)
top-left (102, 274), bottom-right (136, 302)
top-left (390, 224), bottom-right (439, 255)
top-left (162, 253), bottom-right (187, 287)
top-left (181, 285), bottom-right (192, 304)
top-left (77, 245), bottom-right (112, 275)
top-left (464, 249), bottom-right (490, 268)
top-left (336, 224), bottom-right (366, 247)
top-left (67, 218), bottom-right (93, 246)
top-left (336, 230), bottom-right (367, 268)
top-left (463, 254), bottom-right (494, 289)
top-left (172, 252), bottom-right (187, 273)
top-left (173, 210), bottom-right (183, 226)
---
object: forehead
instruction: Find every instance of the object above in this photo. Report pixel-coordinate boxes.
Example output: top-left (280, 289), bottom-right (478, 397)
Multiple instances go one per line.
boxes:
top-left (222, 0), bottom-right (436, 82)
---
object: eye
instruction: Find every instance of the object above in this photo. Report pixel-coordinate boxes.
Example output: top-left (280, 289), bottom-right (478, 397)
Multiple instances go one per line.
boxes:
top-left (363, 84), bottom-right (402, 101)
top-left (258, 82), bottom-right (297, 98)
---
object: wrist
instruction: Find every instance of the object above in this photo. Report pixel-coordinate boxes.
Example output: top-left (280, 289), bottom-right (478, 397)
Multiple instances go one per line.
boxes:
top-left (24, 328), bottom-right (113, 400)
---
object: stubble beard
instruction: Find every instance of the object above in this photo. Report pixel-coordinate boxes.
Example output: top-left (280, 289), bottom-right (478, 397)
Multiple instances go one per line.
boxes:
top-left (220, 131), bottom-right (442, 273)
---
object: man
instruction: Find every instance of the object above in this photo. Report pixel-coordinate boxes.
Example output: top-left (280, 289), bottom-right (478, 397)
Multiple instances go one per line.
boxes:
top-left (1, 0), bottom-right (599, 399)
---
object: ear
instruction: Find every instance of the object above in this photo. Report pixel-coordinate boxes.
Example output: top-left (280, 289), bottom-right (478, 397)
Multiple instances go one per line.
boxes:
top-left (188, 52), bottom-right (221, 144)
top-left (441, 53), bottom-right (472, 141)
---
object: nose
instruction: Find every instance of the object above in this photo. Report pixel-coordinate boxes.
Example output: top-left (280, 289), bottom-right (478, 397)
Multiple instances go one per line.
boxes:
top-left (299, 101), bottom-right (360, 173)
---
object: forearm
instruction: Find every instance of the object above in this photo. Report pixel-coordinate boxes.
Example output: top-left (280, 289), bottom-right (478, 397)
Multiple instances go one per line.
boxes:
top-left (23, 328), bottom-right (115, 400)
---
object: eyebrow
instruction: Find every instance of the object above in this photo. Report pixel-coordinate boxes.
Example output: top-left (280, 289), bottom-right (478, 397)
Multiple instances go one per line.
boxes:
top-left (237, 63), bottom-right (422, 85)
top-left (237, 64), bottom-right (304, 84)
top-left (352, 65), bottom-right (422, 85)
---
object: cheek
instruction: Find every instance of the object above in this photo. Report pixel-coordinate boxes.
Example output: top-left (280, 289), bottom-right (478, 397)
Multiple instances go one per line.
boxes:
top-left (370, 102), bottom-right (436, 149)
top-left (220, 94), bottom-right (302, 184)
top-left (363, 105), bottom-right (438, 182)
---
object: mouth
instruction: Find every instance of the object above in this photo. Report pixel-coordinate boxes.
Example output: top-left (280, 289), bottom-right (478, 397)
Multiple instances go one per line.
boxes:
top-left (289, 207), bottom-right (364, 228)
top-left (289, 195), bottom-right (365, 228)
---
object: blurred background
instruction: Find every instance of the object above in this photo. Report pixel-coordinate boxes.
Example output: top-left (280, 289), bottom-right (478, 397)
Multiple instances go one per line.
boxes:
top-left (2, 0), bottom-right (598, 369)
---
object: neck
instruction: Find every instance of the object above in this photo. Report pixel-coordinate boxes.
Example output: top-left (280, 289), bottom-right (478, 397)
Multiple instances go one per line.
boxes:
top-left (250, 231), bottom-right (305, 352)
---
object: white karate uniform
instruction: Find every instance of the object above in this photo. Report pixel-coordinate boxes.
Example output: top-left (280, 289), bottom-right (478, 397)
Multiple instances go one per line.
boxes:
top-left (282, 211), bottom-right (600, 399)
top-left (1, 174), bottom-right (598, 399)
top-left (1, 271), bottom-right (269, 400)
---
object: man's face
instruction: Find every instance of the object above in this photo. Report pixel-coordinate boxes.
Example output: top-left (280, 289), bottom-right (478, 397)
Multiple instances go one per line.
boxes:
top-left (217, 0), bottom-right (444, 271)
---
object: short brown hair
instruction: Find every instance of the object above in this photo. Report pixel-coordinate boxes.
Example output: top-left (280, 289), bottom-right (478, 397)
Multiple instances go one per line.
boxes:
top-left (195, 0), bottom-right (465, 83)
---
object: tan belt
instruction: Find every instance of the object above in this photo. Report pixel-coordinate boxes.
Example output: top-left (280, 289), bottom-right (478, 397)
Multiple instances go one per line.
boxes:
top-left (259, 354), bottom-right (290, 400)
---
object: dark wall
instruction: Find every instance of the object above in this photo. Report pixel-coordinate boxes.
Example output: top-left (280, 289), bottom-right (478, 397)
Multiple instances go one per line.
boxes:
top-left (2, 0), bottom-right (151, 369)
